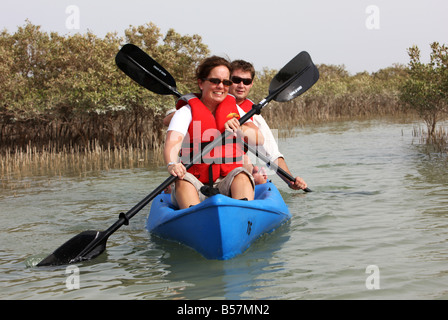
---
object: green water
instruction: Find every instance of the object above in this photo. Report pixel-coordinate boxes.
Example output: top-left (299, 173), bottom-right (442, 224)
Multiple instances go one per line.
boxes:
top-left (1, 119), bottom-right (448, 299)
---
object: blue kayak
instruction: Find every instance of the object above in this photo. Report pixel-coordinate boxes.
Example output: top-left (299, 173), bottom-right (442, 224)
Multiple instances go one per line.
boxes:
top-left (146, 181), bottom-right (291, 260)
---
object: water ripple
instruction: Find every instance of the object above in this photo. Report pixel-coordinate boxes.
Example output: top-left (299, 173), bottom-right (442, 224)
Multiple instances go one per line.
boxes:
top-left (2, 120), bottom-right (448, 299)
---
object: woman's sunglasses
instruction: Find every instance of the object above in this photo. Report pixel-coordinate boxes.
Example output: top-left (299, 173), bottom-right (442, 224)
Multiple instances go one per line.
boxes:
top-left (231, 76), bottom-right (253, 85)
top-left (202, 78), bottom-right (233, 86)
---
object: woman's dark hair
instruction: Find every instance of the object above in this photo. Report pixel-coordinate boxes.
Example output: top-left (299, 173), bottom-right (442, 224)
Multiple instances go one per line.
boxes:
top-left (195, 56), bottom-right (232, 80)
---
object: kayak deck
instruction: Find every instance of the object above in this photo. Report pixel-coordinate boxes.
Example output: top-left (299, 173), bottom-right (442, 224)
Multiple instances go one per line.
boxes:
top-left (146, 181), bottom-right (291, 260)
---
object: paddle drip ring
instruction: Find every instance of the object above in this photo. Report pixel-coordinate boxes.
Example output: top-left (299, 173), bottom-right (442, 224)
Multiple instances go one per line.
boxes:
top-left (119, 212), bottom-right (130, 226)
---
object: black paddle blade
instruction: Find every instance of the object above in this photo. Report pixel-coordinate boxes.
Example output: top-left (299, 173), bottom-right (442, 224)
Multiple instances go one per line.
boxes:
top-left (36, 230), bottom-right (107, 267)
top-left (269, 51), bottom-right (319, 102)
top-left (115, 43), bottom-right (176, 95)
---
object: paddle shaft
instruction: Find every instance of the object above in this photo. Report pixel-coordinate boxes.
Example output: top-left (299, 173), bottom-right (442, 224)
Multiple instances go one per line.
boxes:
top-left (134, 62), bottom-right (312, 191)
top-left (36, 46), bottom-right (318, 266)
top-left (117, 44), bottom-right (314, 191)
top-left (72, 174), bottom-right (176, 262)
top-left (244, 143), bottom-right (312, 192)
top-left (72, 64), bottom-right (302, 262)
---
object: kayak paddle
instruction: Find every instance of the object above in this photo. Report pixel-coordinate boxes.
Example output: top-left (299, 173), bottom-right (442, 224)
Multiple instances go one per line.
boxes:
top-left (115, 43), bottom-right (317, 191)
top-left (37, 44), bottom-right (318, 266)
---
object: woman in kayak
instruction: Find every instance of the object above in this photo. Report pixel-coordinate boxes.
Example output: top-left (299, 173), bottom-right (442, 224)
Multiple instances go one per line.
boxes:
top-left (164, 56), bottom-right (264, 209)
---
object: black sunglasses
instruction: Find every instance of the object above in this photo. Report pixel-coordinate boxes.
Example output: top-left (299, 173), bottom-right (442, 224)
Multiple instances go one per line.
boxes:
top-left (202, 78), bottom-right (233, 86)
top-left (231, 76), bottom-right (253, 85)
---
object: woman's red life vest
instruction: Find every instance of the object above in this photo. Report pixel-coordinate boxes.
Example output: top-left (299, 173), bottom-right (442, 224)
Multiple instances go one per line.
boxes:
top-left (178, 94), bottom-right (244, 184)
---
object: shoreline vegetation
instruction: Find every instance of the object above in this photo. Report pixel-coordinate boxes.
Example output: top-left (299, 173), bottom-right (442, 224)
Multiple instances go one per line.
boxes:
top-left (1, 21), bottom-right (447, 186)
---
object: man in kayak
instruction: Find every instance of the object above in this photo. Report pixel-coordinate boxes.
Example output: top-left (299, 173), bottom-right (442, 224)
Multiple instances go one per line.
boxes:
top-left (229, 59), bottom-right (308, 191)
top-left (164, 56), bottom-right (264, 209)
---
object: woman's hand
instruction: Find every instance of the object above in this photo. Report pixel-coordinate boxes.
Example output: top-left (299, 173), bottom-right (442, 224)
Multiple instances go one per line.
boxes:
top-left (224, 118), bottom-right (264, 146)
top-left (224, 117), bottom-right (242, 137)
top-left (167, 162), bottom-right (187, 179)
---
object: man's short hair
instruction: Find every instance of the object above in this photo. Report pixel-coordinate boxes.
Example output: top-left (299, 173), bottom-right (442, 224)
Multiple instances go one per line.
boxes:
top-left (231, 60), bottom-right (255, 79)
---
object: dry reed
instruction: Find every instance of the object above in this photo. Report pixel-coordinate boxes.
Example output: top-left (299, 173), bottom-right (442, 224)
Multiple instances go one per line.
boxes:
top-left (0, 139), bottom-right (164, 191)
top-left (412, 124), bottom-right (448, 154)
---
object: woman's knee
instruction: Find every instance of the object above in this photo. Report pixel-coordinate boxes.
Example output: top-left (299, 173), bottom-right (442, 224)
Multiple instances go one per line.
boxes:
top-left (233, 172), bottom-right (254, 189)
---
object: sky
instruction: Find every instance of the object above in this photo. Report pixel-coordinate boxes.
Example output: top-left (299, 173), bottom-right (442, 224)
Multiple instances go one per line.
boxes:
top-left (1, 0), bottom-right (447, 74)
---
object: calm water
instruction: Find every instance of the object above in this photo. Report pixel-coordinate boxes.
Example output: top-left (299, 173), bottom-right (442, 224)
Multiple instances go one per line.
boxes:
top-left (1, 118), bottom-right (448, 300)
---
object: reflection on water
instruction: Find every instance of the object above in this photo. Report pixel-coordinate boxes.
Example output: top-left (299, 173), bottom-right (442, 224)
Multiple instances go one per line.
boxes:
top-left (153, 222), bottom-right (292, 300)
top-left (1, 118), bottom-right (448, 299)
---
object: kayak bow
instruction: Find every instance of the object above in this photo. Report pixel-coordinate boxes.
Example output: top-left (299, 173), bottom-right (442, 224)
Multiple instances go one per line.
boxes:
top-left (146, 181), bottom-right (291, 259)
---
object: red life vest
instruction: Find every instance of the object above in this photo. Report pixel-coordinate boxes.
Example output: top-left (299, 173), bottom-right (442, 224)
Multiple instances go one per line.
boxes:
top-left (179, 94), bottom-right (244, 184)
top-left (238, 98), bottom-right (254, 112)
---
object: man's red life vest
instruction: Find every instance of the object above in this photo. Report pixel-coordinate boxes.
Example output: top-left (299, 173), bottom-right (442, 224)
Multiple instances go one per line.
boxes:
top-left (178, 94), bottom-right (244, 184)
top-left (238, 98), bottom-right (254, 113)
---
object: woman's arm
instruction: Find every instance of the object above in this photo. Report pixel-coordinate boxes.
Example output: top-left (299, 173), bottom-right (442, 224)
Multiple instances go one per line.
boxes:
top-left (242, 121), bottom-right (264, 146)
top-left (164, 130), bottom-right (187, 179)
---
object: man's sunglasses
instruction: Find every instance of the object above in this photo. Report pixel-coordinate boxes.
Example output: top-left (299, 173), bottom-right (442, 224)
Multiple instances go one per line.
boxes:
top-left (202, 78), bottom-right (233, 86)
top-left (231, 76), bottom-right (253, 85)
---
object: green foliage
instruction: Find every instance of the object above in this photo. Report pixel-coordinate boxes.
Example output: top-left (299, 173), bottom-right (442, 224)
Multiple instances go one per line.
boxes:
top-left (4, 20), bottom-right (441, 154)
top-left (247, 63), bottom-right (408, 116)
top-left (0, 21), bottom-right (209, 120)
top-left (248, 67), bottom-right (277, 102)
top-left (400, 42), bottom-right (448, 137)
top-left (296, 63), bottom-right (408, 122)
top-left (123, 23), bottom-right (209, 94)
top-left (243, 63), bottom-right (408, 133)
top-left (0, 21), bottom-right (209, 151)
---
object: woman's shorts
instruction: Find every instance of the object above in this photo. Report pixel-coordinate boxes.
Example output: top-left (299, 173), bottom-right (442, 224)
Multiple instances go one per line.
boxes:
top-left (171, 166), bottom-right (255, 208)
